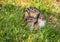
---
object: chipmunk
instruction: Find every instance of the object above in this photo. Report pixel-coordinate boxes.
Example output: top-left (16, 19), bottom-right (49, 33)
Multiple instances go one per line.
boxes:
top-left (38, 14), bottom-right (46, 28)
top-left (24, 7), bottom-right (46, 30)
top-left (24, 7), bottom-right (40, 30)
top-left (24, 7), bottom-right (40, 21)
top-left (26, 17), bottom-right (38, 30)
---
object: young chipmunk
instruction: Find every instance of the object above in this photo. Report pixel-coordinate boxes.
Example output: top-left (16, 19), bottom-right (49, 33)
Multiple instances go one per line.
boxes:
top-left (26, 17), bottom-right (37, 30)
top-left (24, 7), bottom-right (40, 30)
top-left (38, 14), bottom-right (46, 28)
top-left (24, 7), bottom-right (40, 21)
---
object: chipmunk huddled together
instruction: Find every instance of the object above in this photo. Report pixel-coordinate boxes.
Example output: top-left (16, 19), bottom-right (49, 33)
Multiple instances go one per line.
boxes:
top-left (24, 7), bottom-right (46, 31)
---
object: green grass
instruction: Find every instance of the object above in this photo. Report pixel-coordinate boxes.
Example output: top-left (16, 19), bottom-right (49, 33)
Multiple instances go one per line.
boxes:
top-left (0, 4), bottom-right (60, 42)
